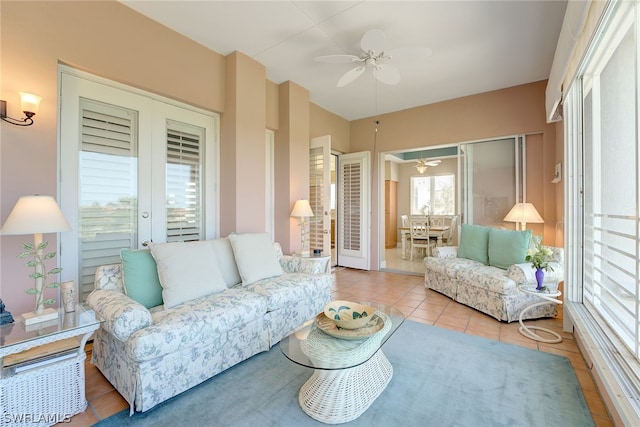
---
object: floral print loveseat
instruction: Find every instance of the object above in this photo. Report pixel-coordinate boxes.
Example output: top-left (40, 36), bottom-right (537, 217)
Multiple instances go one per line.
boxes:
top-left (87, 235), bottom-right (331, 414)
top-left (423, 226), bottom-right (564, 322)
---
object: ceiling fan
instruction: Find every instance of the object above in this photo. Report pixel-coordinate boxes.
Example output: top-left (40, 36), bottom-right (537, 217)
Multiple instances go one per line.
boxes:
top-left (415, 158), bottom-right (441, 174)
top-left (315, 29), bottom-right (431, 87)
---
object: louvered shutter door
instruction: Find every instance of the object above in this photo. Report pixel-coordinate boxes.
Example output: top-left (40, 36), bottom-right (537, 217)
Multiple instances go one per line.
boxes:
top-left (309, 146), bottom-right (323, 252)
top-left (79, 99), bottom-right (138, 300)
top-left (338, 151), bottom-right (370, 270)
top-left (165, 121), bottom-right (204, 242)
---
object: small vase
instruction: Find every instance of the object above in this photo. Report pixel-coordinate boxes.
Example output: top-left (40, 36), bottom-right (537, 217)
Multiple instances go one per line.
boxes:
top-left (535, 268), bottom-right (545, 290)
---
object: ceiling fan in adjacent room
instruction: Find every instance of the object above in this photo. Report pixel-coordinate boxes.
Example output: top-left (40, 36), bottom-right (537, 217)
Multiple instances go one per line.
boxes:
top-left (315, 29), bottom-right (432, 87)
top-left (415, 158), bottom-right (441, 174)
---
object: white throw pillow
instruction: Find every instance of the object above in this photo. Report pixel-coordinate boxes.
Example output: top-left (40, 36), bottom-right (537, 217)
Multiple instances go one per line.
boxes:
top-left (149, 241), bottom-right (227, 308)
top-left (210, 237), bottom-right (242, 287)
top-left (228, 233), bottom-right (284, 285)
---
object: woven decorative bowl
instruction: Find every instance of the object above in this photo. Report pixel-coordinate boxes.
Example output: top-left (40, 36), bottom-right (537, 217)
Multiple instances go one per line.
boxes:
top-left (323, 300), bottom-right (377, 330)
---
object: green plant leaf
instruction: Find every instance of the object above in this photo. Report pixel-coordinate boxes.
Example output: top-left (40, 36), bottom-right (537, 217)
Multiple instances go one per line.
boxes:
top-left (47, 268), bottom-right (62, 275)
top-left (25, 288), bottom-right (38, 295)
top-left (44, 252), bottom-right (57, 260)
top-left (46, 282), bottom-right (60, 288)
top-left (37, 241), bottom-right (48, 250)
top-left (25, 261), bottom-right (37, 267)
top-left (43, 298), bottom-right (55, 305)
top-left (17, 251), bottom-right (31, 258)
top-left (29, 272), bottom-right (44, 279)
top-left (22, 243), bottom-right (34, 250)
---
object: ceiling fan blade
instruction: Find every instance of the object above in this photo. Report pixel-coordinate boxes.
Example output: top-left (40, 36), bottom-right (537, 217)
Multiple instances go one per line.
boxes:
top-left (425, 160), bottom-right (442, 166)
top-left (337, 65), bottom-right (366, 87)
top-left (361, 29), bottom-right (386, 54)
top-left (374, 63), bottom-right (401, 85)
top-left (314, 54), bottom-right (361, 64)
top-left (387, 46), bottom-right (433, 62)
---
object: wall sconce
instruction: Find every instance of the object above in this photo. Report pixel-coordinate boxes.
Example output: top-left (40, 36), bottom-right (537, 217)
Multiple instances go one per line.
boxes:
top-left (0, 92), bottom-right (42, 126)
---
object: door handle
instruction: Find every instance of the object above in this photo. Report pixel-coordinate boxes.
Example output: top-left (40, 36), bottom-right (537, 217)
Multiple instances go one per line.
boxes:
top-left (142, 240), bottom-right (152, 247)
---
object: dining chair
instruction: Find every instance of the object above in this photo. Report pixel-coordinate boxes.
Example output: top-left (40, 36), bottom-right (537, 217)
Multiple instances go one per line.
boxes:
top-left (409, 218), bottom-right (436, 260)
top-left (442, 215), bottom-right (459, 246)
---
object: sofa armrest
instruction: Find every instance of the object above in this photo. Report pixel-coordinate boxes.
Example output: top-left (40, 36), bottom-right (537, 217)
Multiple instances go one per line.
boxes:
top-left (86, 289), bottom-right (153, 341)
top-left (279, 255), bottom-right (327, 274)
top-left (507, 262), bottom-right (564, 286)
top-left (432, 246), bottom-right (458, 259)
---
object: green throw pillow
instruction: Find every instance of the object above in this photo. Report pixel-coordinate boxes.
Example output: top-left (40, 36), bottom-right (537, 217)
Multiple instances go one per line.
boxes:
top-left (457, 224), bottom-right (490, 264)
top-left (488, 228), bottom-right (533, 270)
top-left (121, 249), bottom-right (164, 309)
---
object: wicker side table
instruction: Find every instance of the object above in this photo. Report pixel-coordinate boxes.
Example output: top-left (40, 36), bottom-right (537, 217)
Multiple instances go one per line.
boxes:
top-left (281, 305), bottom-right (405, 424)
top-left (0, 305), bottom-right (101, 427)
top-left (298, 314), bottom-right (393, 423)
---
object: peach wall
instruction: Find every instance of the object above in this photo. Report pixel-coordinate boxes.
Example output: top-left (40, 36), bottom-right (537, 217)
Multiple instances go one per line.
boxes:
top-left (266, 80), bottom-right (279, 131)
top-left (310, 103), bottom-right (350, 153)
top-left (350, 81), bottom-right (558, 268)
top-left (275, 82), bottom-right (310, 254)
top-left (220, 52), bottom-right (267, 235)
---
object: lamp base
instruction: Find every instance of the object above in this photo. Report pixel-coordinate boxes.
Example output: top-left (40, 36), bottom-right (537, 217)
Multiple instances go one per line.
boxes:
top-left (22, 307), bottom-right (58, 326)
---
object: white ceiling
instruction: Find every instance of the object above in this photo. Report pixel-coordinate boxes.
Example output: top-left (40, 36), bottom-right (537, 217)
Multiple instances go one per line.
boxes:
top-left (121, 1), bottom-right (567, 121)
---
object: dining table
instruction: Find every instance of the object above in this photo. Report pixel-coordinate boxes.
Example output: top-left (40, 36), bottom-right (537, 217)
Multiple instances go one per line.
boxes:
top-left (399, 225), bottom-right (450, 259)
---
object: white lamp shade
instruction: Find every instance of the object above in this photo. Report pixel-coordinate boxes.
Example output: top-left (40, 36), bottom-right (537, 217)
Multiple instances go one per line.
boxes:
top-left (1, 195), bottom-right (71, 235)
top-left (503, 202), bottom-right (544, 224)
top-left (290, 200), bottom-right (314, 218)
top-left (19, 92), bottom-right (41, 115)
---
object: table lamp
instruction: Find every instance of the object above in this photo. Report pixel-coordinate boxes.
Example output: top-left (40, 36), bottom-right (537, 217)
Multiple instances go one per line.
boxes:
top-left (1, 195), bottom-right (71, 325)
top-left (290, 200), bottom-right (314, 257)
top-left (503, 202), bottom-right (544, 231)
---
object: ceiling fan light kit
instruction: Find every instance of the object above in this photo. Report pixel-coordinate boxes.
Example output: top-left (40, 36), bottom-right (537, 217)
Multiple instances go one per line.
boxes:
top-left (415, 158), bottom-right (441, 174)
top-left (315, 29), bottom-right (430, 88)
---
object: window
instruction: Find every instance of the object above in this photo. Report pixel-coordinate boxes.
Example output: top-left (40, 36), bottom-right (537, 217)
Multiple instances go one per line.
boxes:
top-left (410, 174), bottom-right (455, 215)
top-left (564, 0), bottom-right (640, 419)
top-left (575, 0), bottom-right (638, 359)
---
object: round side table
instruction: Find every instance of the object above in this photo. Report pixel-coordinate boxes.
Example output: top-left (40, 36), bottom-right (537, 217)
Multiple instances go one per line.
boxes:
top-left (517, 284), bottom-right (563, 343)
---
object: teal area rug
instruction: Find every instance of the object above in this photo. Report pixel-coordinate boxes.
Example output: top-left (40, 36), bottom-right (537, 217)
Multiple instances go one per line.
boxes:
top-left (94, 321), bottom-right (593, 426)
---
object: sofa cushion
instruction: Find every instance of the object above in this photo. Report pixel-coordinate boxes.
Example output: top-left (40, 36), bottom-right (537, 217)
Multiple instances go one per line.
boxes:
top-left (488, 228), bottom-right (532, 270)
top-left (127, 288), bottom-right (267, 362)
top-left (457, 265), bottom-right (518, 296)
top-left (120, 249), bottom-right (163, 309)
top-left (424, 256), bottom-right (483, 279)
top-left (241, 273), bottom-right (328, 312)
top-left (210, 237), bottom-right (242, 287)
top-left (457, 224), bottom-right (490, 264)
top-left (229, 233), bottom-right (284, 285)
top-left (150, 241), bottom-right (227, 308)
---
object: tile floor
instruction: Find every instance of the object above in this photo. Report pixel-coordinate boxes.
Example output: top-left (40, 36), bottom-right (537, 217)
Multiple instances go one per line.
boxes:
top-left (66, 267), bottom-right (614, 426)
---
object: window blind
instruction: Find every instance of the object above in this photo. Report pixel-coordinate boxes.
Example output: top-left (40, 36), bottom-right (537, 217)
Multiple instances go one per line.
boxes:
top-left (341, 161), bottom-right (362, 252)
top-left (309, 147), bottom-right (324, 252)
top-left (166, 121), bottom-right (204, 242)
top-left (79, 99), bottom-right (138, 301)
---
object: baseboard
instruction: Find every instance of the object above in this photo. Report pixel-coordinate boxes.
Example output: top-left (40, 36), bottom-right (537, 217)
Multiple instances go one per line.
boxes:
top-left (565, 302), bottom-right (640, 426)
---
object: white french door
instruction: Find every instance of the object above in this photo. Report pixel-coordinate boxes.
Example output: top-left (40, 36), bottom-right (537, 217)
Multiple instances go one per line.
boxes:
top-left (59, 68), bottom-right (217, 301)
top-left (310, 136), bottom-right (332, 257)
top-left (338, 151), bottom-right (370, 270)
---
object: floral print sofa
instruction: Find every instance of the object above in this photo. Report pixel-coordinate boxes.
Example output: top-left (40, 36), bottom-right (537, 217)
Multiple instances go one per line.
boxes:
top-left (87, 234), bottom-right (331, 414)
top-left (423, 225), bottom-right (564, 322)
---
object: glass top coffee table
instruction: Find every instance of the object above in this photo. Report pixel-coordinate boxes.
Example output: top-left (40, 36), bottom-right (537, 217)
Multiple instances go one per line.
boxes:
top-left (280, 302), bottom-right (405, 424)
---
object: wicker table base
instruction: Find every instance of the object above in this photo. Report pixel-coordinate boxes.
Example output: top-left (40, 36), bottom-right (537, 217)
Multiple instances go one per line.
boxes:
top-left (298, 350), bottom-right (393, 424)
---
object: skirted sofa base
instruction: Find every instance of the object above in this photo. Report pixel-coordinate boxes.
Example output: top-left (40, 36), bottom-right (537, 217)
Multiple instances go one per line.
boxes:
top-left (87, 237), bottom-right (331, 413)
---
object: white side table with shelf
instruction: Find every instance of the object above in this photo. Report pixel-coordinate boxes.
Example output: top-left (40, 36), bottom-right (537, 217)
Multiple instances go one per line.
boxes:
top-left (0, 304), bottom-right (102, 427)
top-left (517, 284), bottom-right (563, 343)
